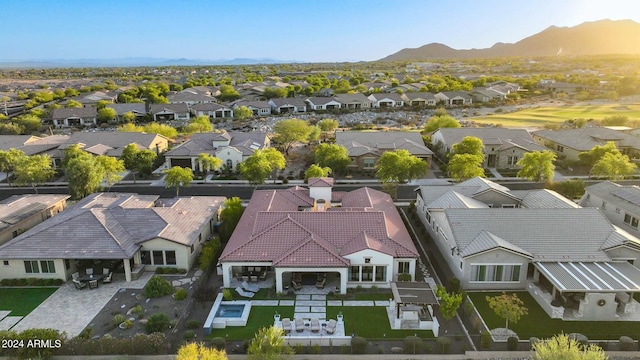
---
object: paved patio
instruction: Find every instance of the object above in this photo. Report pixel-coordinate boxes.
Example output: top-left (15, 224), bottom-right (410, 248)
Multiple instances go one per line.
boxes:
top-left (10, 272), bottom-right (154, 337)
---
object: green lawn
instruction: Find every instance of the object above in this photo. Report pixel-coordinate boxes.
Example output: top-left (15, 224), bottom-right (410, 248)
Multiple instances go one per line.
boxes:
top-left (468, 291), bottom-right (640, 340)
top-left (0, 287), bottom-right (57, 316)
top-left (471, 103), bottom-right (640, 127)
top-left (209, 306), bottom-right (292, 340)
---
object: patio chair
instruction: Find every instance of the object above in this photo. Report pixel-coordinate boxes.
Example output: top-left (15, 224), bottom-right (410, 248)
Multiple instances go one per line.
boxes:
top-left (310, 318), bottom-right (320, 332)
top-left (259, 270), bottom-right (267, 280)
top-left (103, 268), bottom-right (110, 276)
top-left (250, 274), bottom-right (258, 282)
top-left (325, 319), bottom-right (337, 334)
top-left (281, 318), bottom-right (292, 333)
top-left (242, 275), bottom-right (249, 282)
top-left (102, 271), bottom-right (113, 283)
top-left (241, 281), bottom-right (259, 293)
top-left (291, 279), bottom-right (302, 291)
top-left (89, 279), bottom-right (99, 289)
top-left (315, 277), bottom-right (326, 289)
top-left (73, 279), bottom-right (87, 290)
top-left (294, 318), bottom-right (305, 332)
top-left (235, 287), bottom-right (255, 298)
top-left (86, 268), bottom-right (93, 275)
top-left (71, 272), bottom-right (80, 280)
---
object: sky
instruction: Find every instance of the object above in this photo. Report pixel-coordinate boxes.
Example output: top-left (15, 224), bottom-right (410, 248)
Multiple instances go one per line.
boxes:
top-left (2, 0), bottom-right (640, 63)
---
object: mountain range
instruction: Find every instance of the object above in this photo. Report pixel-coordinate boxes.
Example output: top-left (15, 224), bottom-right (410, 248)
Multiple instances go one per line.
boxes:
top-left (380, 19), bottom-right (640, 61)
top-left (0, 57), bottom-right (299, 69)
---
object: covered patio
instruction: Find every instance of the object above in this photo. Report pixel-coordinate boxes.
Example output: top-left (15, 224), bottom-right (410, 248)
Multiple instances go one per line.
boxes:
top-left (530, 261), bottom-right (640, 321)
top-left (388, 282), bottom-right (439, 335)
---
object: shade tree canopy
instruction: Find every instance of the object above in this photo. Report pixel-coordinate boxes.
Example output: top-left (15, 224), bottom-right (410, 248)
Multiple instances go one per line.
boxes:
top-left (452, 136), bottom-right (484, 160)
top-left (447, 153), bottom-right (485, 181)
top-left (164, 166), bottom-right (193, 197)
top-left (516, 150), bottom-right (556, 183)
top-left (314, 143), bottom-right (351, 175)
top-left (12, 154), bottom-right (55, 193)
top-left (375, 149), bottom-right (428, 183)
top-left (238, 148), bottom-right (286, 184)
top-left (273, 118), bottom-right (315, 154)
top-left (590, 152), bottom-right (637, 180)
top-left (305, 164), bottom-right (331, 179)
top-left (423, 112), bottom-right (460, 134)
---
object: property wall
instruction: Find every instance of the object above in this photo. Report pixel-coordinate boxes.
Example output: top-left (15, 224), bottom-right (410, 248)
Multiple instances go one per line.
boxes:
top-left (0, 259), bottom-right (67, 281)
top-left (580, 292), bottom-right (617, 321)
top-left (344, 249), bottom-right (395, 289)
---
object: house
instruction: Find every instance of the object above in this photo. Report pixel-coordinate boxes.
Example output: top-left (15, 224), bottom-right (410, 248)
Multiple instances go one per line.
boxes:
top-left (469, 88), bottom-right (506, 103)
top-left (233, 101), bottom-right (271, 116)
top-left (539, 81), bottom-right (585, 94)
top-left (149, 103), bottom-right (190, 122)
top-left (402, 92), bottom-right (437, 107)
top-left (51, 107), bottom-right (98, 127)
top-left (335, 131), bottom-right (433, 171)
top-left (0, 194), bottom-right (69, 246)
top-left (0, 135), bottom-right (69, 156)
top-left (68, 91), bottom-right (117, 107)
top-left (164, 131), bottom-right (269, 171)
top-left (106, 103), bottom-right (147, 122)
top-left (367, 93), bottom-right (404, 108)
top-left (268, 98), bottom-right (307, 114)
top-left (532, 127), bottom-right (640, 161)
top-left (0, 193), bottom-right (225, 282)
top-left (431, 128), bottom-right (546, 169)
top-left (580, 181), bottom-right (640, 240)
top-left (433, 91), bottom-right (472, 106)
top-left (305, 97), bottom-right (342, 111)
top-left (219, 179), bottom-right (419, 294)
top-left (191, 102), bottom-right (234, 119)
top-left (416, 177), bottom-right (640, 321)
top-left (333, 94), bottom-right (372, 110)
top-left (168, 90), bottom-right (217, 106)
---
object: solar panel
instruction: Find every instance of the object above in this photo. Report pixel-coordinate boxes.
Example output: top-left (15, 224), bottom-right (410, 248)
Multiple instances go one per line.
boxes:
top-left (612, 188), bottom-right (640, 207)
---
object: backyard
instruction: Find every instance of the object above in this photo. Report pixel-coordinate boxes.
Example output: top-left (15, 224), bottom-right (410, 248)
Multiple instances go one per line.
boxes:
top-left (469, 291), bottom-right (640, 340)
top-left (0, 287), bottom-right (57, 316)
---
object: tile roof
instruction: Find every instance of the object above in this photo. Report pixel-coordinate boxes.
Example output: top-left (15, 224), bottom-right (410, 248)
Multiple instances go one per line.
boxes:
top-left (0, 194), bottom-right (69, 232)
top-left (106, 103), bottom-right (147, 115)
top-left (434, 128), bottom-right (541, 149)
top-left (308, 177), bottom-right (333, 187)
top-left (51, 107), bottom-right (97, 119)
top-left (168, 91), bottom-right (216, 103)
top-left (369, 93), bottom-right (404, 102)
top-left (0, 194), bottom-right (224, 260)
top-left (581, 181), bottom-right (640, 214)
top-left (191, 102), bottom-right (231, 112)
top-left (59, 132), bottom-right (168, 155)
top-left (165, 131), bottom-right (268, 157)
top-left (336, 131), bottom-right (433, 157)
top-left (306, 97), bottom-right (341, 106)
top-left (149, 103), bottom-right (189, 114)
top-left (533, 127), bottom-right (640, 152)
top-left (269, 98), bottom-right (307, 108)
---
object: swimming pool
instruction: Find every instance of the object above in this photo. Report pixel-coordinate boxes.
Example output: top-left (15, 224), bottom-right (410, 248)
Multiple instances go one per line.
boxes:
top-left (215, 304), bottom-right (245, 318)
top-left (204, 294), bottom-right (252, 334)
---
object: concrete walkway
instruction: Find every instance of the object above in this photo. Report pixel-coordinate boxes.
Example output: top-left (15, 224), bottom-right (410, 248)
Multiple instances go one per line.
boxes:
top-left (11, 272), bottom-right (153, 337)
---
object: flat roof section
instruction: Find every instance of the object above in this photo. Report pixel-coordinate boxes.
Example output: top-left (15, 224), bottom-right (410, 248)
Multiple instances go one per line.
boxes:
top-left (535, 262), bottom-right (640, 292)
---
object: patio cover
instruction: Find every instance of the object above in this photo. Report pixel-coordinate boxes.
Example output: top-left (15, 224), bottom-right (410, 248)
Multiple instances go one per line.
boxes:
top-left (534, 262), bottom-right (640, 292)
top-left (391, 282), bottom-right (439, 318)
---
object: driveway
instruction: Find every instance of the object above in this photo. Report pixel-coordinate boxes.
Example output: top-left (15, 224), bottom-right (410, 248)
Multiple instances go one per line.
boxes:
top-left (11, 272), bottom-right (153, 337)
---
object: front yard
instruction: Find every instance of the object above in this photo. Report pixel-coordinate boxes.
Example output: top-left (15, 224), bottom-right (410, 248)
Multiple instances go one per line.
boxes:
top-left (0, 287), bottom-right (57, 316)
top-left (469, 291), bottom-right (640, 340)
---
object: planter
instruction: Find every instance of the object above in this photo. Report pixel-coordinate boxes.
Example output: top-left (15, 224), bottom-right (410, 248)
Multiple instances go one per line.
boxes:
top-left (274, 315), bottom-right (281, 322)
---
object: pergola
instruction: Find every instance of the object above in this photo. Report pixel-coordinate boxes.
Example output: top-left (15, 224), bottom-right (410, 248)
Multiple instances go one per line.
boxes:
top-left (391, 281), bottom-right (439, 319)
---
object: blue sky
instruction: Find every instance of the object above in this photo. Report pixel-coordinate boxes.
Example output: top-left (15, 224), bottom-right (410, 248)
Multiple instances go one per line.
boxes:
top-left (2, 0), bottom-right (639, 62)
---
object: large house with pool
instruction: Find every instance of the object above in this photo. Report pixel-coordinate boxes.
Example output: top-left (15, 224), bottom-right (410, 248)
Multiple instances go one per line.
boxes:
top-left (219, 178), bottom-right (419, 294)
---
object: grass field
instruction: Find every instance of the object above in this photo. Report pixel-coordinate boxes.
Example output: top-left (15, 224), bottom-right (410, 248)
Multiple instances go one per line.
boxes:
top-left (471, 103), bottom-right (640, 127)
top-left (0, 287), bottom-right (57, 316)
top-left (468, 291), bottom-right (640, 340)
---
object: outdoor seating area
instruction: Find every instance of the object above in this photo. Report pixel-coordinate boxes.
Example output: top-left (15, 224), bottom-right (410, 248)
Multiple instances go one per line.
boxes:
top-left (71, 267), bottom-right (114, 290)
top-left (236, 266), bottom-right (268, 283)
top-left (279, 316), bottom-right (342, 337)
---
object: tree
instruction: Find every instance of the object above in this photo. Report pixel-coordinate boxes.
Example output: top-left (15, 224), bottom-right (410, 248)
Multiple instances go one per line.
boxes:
top-left (97, 107), bottom-right (117, 123)
top-left (307, 125), bottom-right (321, 143)
top-left (132, 150), bottom-right (158, 178)
top-left (61, 144), bottom-right (87, 170)
top-left (118, 123), bottom-right (145, 132)
top-left (66, 153), bottom-right (105, 199)
top-left (219, 197), bottom-right (244, 243)
top-left (375, 149), bottom-right (428, 183)
top-left (177, 342), bottom-right (228, 360)
top-left (452, 136), bottom-right (484, 159)
top-left (423, 114), bottom-right (460, 133)
top-left (247, 326), bottom-right (293, 360)
top-left (197, 153), bottom-right (223, 175)
top-left (164, 166), bottom-right (193, 197)
top-left (143, 122), bottom-right (178, 139)
top-left (12, 114), bottom-right (42, 133)
top-left (578, 141), bottom-right (619, 167)
top-left (532, 333), bottom-right (607, 360)
top-left (591, 152), bottom-right (637, 180)
top-left (486, 292), bottom-right (528, 330)
top-left (217, 85), bottom-right (241, 102)
top-left (0, 148), bottom-right (27, 185)
top-left (305, 164), bottom-right (331, 179)
top-left (122, 111), bottom-right (136, 123)
top-left (66, 99), bottom-right (83, 108)
top-left (120, 143), bottom-right (140, 170)
top-left (318, 118), bottom-right (339, 132)
top-left (13, 154), bottom-right (54, 193)
top-left (238, 148), bottom-right (286, 184)
top-left (183, 115), bottom-right (213, 134)
top-left (95, 155), bottom-right (125, 191)
top-left (273, 119), bottom-right (314, 154)
top-left (516, 150), bottom-right (557, 183)
top-left (436, 286), bottom-right (463, 321)
top-left (314, 143), bottom-right (351, 175)
top-left (234, 106), bottom-right (253, 120)
top-left (447, 154), bottom-right (485, 181)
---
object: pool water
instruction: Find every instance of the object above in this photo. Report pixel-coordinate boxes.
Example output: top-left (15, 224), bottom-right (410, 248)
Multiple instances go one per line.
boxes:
top-left (215, 304), bottom-right (245, 318)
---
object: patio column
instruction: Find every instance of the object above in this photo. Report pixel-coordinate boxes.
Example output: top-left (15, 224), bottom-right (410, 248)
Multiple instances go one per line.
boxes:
top-left (123, 259), bottom-right (131, 282)
top-left (275, 268), bottom-right (285, 293)
top-left (221, 263), bottom-right (232, 288)
top-left (339, 268), bottom-right (348, 295)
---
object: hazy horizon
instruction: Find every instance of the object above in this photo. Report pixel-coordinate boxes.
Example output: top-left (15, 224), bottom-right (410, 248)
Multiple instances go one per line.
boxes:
top-left (2, 0), bottom-right (640, 63)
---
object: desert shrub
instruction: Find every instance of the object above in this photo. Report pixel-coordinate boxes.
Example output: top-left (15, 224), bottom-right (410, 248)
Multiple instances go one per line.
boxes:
top-left (619, 336), bottom-right (635, 351)
top-left (186, 320), bottom-right (201, 329)
top-left (155, 267), bottom-right (165, 274)
top-left (295, 343), bottom-right (303, 354)
top-left (78, 327), bottom-right (93, 339)
top-left (449, 277), bottom-right (461, 293)
top-left (0, 328), bottom-right (65, 359)
top-left (211, 337), bottom-right (226, 350)
top-left (404, 335), bottom-right (423, 354)
top-left (199, 237), bottom-right (221, 271)
top-left (312, 344), bottom-right (321, 354)
top-left (397, 273), bottom-right (411, 282)
top-left (194, 285), bottom-right (216, 303)
top-left (145, 313), bottom-right (169, 333)
top-left (507, 336), bottom-right (519, 351)
top-left (112, 314), bottom-right (126, 327)
top-left (568, 333), bottom-right (588, 347)
top-left (351, 336), bottom-right (367, 354)
top-left (481, 331), bottom-right (492, 349)
top-left (435, 337), bottom-right (451, 354)
top-left (131, 305), bottom-right (143, 314)
top-left (122, 319), bottom-right (133, 329)
top-left (174, 287), bottom-right (187, 301)
top-left (462, 300), bottom-right (475, 316)
top-left (183, 330), bottom-right (196, 340)
top-left (144, 275), bottom-right (174, 298)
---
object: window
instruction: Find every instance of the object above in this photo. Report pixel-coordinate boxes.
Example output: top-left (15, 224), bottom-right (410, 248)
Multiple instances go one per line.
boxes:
top-left (40, 260), bottom-right (55, 273)
top-left (602, 201), bottom-right (607, 210)
top-left (556, 145), bottom-right (564, 152)
top-left (153, 251), bottom-right (164, 265)
top-left (507, 156), bottom-right (518, 166)
top-left (586, 194), bottom-right (590, 200)
top-left (24, 260), bottom-right (39, 273)
top-left (474, 265), bottom-right (486, 281)
top-left (166, 251), bottom-right (177, 265)
top-left (502, 204), bottom-right (516, 208)
top-left (616, 208), bottom-right (621, 214)
top-left (190, 244), bottom-right (195, 253)
top-left (199, 234), bottom-right (202, 243)
top-left (425, 211), bottom-right (431, 224)
top-left (226, 159), bottom-right (233, 168)
top-left (398, 261), bottom-right (410, 274)
top-left (64, 259), bottom-right (70, 269)
top-left (362, 266), bottom-right (373, 281)
top-left (3, 260), bottom-right (9, 266)
top-left (12, 230), bottom-right (18, 238)
top-left (349, 266), bottom-right (359, 281)
top-left (375, 266), bottom-right (386, 281)
top-left (471, 264), bottom-right (521, 282)
top-left (364, 257), bottom-right (371, 264)
top-left (624, 214), bottom-right (639, 228)
top-left (363, 158), bottom-right (375, 169)
top-left (141, 251), bottom-right (151, 265)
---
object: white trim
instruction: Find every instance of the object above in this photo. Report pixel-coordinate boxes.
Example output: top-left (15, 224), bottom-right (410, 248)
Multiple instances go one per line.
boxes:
top-left (577, 262), bottom-right (613, 290)
top-left (537, 263), bottom-right (567, 290)
top-left (559, 262), bottom-right (593, 290)
top-left (602, 262), bottom-right (640, 289)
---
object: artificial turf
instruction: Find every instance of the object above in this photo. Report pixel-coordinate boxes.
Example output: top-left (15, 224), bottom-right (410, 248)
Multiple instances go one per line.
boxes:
top-left (0, 287), bottom-right (58, 316)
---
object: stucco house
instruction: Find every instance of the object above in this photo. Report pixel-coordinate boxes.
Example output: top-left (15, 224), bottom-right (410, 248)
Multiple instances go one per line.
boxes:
top-left (233, 101), bottom-right (271, 116)
top-left (580, 181), bottom-right (640, 240)
top-left (367, 93), bottom-right (404, 108)
top-left (268, 98), bottom-right (307, 114)
top-left (335, 131), bottom-right (433, 171)
top-left (51, 107), bottom-right (97, 127)
top-left (168, 90), bottom-right (217, 106)
top-left (0, 193), bottom-right (225, 283)
top-left (106, 103), bottom-right (148, 122)
top-left (219, 179), bottom-right (419, 294)
top-left (333, 94), bottom-right (372, 110)
top-left (149, 103), bottom-right (190, 122)
top-left (164, 131), bottom-right (269, 171)
top-left (306, 97), bottom-right (342, 111)
top-left (0, 194), bottom-right (69, 246)
top-left (191, 102), bottom-right (233, 119)
top-left (431, 128), bottom-right (546, 169)
top-left (416, 177), bottom-right (640, 321)
top-left (434, 91), bottom-right (472, 106)
top-left (532, 127), bottom-right (640, 161)
top-left (403, 92), bottom-right (437, 107)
